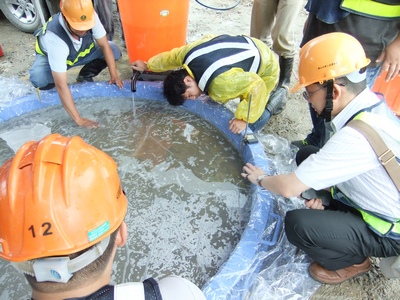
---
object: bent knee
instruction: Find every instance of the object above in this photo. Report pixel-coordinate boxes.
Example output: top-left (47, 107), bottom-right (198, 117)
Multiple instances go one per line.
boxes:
top-left (29, 68), bottom-right (50, 88)
top-left (284, 209), bottom-right (312, 245)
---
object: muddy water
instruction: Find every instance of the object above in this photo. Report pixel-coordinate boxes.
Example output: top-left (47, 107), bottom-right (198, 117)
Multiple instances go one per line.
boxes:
top-left (0, 98), bottom-right (250, 298)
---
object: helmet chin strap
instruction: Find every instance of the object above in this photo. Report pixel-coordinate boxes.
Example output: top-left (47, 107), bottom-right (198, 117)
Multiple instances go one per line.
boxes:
top-left (317, 80), bottom-right (334, 122)
top-left (12, 235), bottom-right (110, 283)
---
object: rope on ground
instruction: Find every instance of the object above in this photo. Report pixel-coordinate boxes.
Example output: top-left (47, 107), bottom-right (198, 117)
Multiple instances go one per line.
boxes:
top-left (194, 0), bottom-right (241, 11)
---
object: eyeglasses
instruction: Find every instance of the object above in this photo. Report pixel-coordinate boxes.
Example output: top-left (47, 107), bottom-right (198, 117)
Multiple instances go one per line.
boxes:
top-left (302, 83), bottom-right (345, 101)
top-left (302, 85), bottom-right (326, 100)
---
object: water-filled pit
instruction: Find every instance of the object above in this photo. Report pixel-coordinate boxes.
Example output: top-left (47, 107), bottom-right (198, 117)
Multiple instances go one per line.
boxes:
top-left (0, 80), bottom-right (319, 299)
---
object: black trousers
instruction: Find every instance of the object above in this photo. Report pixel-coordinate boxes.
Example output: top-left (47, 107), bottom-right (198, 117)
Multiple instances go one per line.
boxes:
top-left (285, 146), bottom-right (400, 270)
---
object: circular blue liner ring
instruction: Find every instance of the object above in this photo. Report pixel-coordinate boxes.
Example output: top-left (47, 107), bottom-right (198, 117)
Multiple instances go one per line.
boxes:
top-left (1, 81), bottom-right (281, 299)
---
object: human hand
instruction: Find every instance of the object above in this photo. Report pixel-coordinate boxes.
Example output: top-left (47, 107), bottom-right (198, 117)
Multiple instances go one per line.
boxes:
top-left (376, 36), bottom-right (400, 81)
top-left (131, 60), bottom-right (147, 72)
top-left (109, 76), bottom-right (124, 89)
top-left (76, 117), bottom-right (100, 129)
top-left (229, 118), bottom-right (246, 134)
top-left (303, 197), bottom-right (325, 210)
top-left (241, 162), bottom-right (267, 185)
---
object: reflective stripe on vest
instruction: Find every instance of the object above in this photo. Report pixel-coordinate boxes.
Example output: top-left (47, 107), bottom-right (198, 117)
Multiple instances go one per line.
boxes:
top-left (359, 209), bottom-right (400, 236)
top-left (66, 43), bottom-right (96, 66)
top-left (341, 0), bottom-right (400, 19)
top-left (34, 16), bottom-right (53, 56)
top-left (183, 35), bottom-right (261, 92)
top-left (332, 187), bottom-right (400, 238)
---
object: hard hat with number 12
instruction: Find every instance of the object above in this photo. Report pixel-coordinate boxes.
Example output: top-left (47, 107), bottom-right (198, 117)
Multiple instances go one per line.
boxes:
top-left (0, 134), bottom-right (127, 262)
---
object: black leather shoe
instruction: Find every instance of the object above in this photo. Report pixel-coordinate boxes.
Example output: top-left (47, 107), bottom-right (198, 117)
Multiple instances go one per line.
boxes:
top-left (76, 76), bottom-right (94, 83)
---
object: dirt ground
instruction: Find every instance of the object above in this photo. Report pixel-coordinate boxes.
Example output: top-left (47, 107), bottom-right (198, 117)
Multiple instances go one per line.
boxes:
top-left (1, 0), bottom-right (399, 299)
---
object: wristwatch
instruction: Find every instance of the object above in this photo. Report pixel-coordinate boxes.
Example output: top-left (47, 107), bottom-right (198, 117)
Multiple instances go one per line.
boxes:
top-left (257, 174), bottom-right (268, 187)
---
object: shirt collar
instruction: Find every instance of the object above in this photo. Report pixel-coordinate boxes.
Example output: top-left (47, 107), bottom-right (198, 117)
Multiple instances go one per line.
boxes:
top-left (331, 87), bottom-right (380, 131)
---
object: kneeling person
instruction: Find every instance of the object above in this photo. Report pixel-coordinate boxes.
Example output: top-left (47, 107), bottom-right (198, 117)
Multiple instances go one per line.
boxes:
top-left (132, 34), bottom-right (280, 134)
top-left (242, 33), bottom-right (400, 285)
top-left (29, 0), bottom-right (123, 129)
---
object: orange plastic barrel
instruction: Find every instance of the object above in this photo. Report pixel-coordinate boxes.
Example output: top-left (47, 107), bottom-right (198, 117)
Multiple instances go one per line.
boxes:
top-left (118, 0), bottom-right (190, 63)
top-left (372, 71), bottom-right (400, 116)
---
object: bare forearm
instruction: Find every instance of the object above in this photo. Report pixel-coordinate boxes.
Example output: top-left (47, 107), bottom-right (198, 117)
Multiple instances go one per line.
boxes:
top-left (101, 44), bottom-right (118, 78)
top-left (242, 162), bottom-right (308, 198)
top-left (55, 83), bottom-right (82, 124)
top-left (258, 173), bottom-right (304, 198)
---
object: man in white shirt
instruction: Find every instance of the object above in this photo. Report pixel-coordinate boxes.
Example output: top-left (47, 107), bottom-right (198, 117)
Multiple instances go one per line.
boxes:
top-left (242, 32), bottom-right (400, 284)
top-left (29, 0), bottom-right (123, 129)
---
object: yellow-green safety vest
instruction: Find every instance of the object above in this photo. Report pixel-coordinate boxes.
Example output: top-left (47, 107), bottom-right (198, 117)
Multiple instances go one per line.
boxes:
top-left (34, 13), bottom-right (95, 67)
top-left (341, 0), bottom-right (400, 19)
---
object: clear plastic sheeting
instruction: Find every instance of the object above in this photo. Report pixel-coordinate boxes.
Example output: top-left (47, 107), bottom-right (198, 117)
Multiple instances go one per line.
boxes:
top-left (202, 133), bottom-right (320, 300)
top-left (0, 123), bottom-right (51, 152)
top-left (243, 134), bottom-right (321, 300)
top-left (0, 77), bottom-right (35, 109)
top-left (258, 134), bottom-right (298, 175)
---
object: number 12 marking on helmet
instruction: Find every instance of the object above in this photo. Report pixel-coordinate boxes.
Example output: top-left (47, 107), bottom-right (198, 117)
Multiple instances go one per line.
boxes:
top-left (28, 223), bottom-right (53, 238)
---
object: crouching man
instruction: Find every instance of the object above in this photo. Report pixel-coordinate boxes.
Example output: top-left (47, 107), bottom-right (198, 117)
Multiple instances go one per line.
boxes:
top-left (242, 32), bottom-right (400, 284)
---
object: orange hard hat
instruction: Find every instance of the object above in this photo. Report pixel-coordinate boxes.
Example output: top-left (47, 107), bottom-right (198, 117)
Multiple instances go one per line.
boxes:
top-left (0, 134), bottom-right (127, 262)
top-left (60, 0), bottom-right (95, 31)
top-left (291, 32), bottom-right (371, 92)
